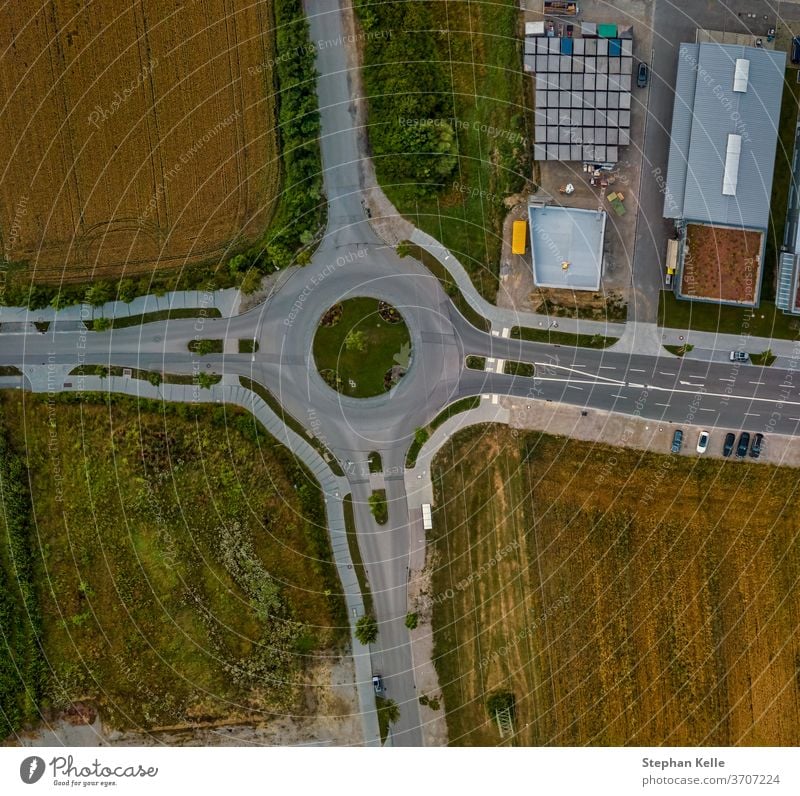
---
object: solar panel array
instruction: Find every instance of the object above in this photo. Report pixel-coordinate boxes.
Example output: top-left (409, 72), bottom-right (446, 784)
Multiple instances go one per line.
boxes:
top-left (524, 36), bottom-right (634, 163)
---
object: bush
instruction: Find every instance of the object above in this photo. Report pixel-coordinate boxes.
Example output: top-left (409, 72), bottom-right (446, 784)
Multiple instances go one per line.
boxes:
top-left (368, 490), bottom-right (388, 525)
top-left (405, 612), bottom-right (418, 630)
top-left (92, 317), bottom-right (112, 331)
top-left (355, 614), bottom-right (378, 645)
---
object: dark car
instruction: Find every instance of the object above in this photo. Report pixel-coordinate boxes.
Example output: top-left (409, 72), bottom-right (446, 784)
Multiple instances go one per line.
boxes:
top-left (722, 432), bottom-right (735, 457)
top-left (637, 61), bottom-right (649, 88)
top-left (750, 433), bottom-right (764, 459)
top-left (792, 36), bottom-right (800, 64)
top-left (671, 429), bottom-right (683, 453)
top-left (736, 432), bottom-right (750, 458)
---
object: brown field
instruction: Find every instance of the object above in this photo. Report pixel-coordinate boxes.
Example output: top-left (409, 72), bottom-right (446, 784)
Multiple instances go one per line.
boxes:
top-left (430, 425), bottom-right (800, 745)
top-left (0, 1), bottom-right (278, 283)
top-left (680, 223), bottom-right (762, 304)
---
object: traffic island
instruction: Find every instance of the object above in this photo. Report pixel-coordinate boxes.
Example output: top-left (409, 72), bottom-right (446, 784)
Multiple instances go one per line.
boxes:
top-left (312, 297), bottom-right (411, 398)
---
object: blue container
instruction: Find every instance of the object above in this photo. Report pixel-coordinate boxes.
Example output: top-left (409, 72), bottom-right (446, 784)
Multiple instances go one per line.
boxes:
top-left (609, 38), bottom-right (622, 56)
top-left (560, 37), bottom-right (573, 55)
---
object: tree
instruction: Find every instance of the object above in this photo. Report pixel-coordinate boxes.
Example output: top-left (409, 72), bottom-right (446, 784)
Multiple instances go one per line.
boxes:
top-left (344, 329), bottom-right (367, 353)
top-left (368, 491), bottom-right (388, 525)
top-left (355, 614), bottom-right (378, 645)
top-left (196, 372), bottom-right (216, 390)
top-left (377, 697), bottom-right (400, 725)
top-left (405, 612), bottom-right (418, 630)
top-left (92, 317), bottom-right (112, 331)
top-left (147, 371), bottom-right (162, 387)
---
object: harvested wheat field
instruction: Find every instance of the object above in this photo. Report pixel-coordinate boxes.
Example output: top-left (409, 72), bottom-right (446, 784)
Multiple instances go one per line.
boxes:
top-left (430, 425), bottom-right (800, 746)
top-left (0, 0), bottom-right (278, 284)
top-left (680, 223), bottom-right (762, 305)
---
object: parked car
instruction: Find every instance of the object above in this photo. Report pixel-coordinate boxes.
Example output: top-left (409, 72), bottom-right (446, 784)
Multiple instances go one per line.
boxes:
top-left (736, 432), bottom-right (750, 458)
top-left (722, 432), bottom-right (736, 457)
top-left (372, 675), bottom-right (384, 694)
top-left (730, 351), bottom-right (748, 362)
top-left (637, 61), bottom-right (649, 88)
top-left (671, 429), bottom-right (683, 453)
top-left (750, 433), bottom-right (764, 459)
top-left (792, 36), bottom-right (800, 64)
top-left (696, 431), bottom-right (709, 454)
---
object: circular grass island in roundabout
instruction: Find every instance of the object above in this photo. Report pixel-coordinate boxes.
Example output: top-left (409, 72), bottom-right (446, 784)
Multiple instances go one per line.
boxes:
top-left (313, 298), bottom-right (411, 398)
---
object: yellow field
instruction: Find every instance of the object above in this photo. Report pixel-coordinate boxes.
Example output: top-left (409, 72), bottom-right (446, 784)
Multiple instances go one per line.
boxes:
top-left (0, 1), bottom-right (279, 283)
top-left (430, 426), bottom-right (800, 745)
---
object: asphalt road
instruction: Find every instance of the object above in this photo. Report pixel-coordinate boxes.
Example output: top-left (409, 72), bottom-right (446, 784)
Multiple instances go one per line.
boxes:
top-left (2, 0), bottom-right (799, 747)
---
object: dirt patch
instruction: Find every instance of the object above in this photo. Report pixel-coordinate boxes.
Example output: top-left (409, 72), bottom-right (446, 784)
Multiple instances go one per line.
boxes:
top-left (0, 0), bottom-right (279, 284)
top-left (680, 223), bottom-right (762, 304)
top-left (17, 658), bottom-right (362, 747)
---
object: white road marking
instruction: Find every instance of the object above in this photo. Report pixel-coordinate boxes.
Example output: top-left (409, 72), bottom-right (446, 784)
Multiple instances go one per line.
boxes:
top-left (719, 378), bottom-right (735, 382)
top-left (629, 368), bottom-right (646, 373)
top-left (611, 394), bottom-right (629, 399)
top-left (659, 371), bottom-right (675, 376)
top-left (655, 402), bottom-right (670, 407)
top-left (679, 380), bottom-right (705, 387)
top-left (628, 382), bottom-right (646, 388)
top-left (599, 366), bottom-right (617, 370)
top-left (748, 381), bottom-right (764, 385)
top-left (566, 384), bottom-right (583, 390)
top-left (744, 412), bottom-right (760, 417)
top-left (698, 408), bottom-right (716, 412)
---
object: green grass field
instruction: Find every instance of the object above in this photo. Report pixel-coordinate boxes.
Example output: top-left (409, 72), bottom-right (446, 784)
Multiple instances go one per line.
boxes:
top-left (313, 298), bottom-right (411, 398)
top-left (431, 425), bottom-right (800, 746)
top-left (358, 0), bottom-right (532, 302)
top-left (0, 391), bottom-right (345, 735)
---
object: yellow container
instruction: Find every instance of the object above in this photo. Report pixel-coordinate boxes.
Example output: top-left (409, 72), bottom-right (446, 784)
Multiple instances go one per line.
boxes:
top-left (512, 220), bottom-right (527, 255)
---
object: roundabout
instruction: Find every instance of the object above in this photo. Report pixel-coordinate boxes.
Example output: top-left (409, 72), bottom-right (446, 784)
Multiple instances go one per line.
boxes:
top-left (312, 297), bottom-right (412, 398)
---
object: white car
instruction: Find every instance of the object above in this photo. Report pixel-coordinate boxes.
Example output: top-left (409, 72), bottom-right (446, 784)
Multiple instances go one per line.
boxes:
top-left (696, 431), bottom-right (709, 454)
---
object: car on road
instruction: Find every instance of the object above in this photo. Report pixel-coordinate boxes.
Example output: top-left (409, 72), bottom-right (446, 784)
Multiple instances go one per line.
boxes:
top-left (372, 675), bottom-right (384, 694)
top-left (730, 351), bottom-right (748, 362)
top-left (792, 36), bottom-right (800, 64)
top-left (637, 61), bottom-right (649, 88)
top-left (671, 429), bottom-right (683, 453)
top-left (696, 431), bottom-right (709, 454)
top-left (750, 433), bottom-right (764, 459)
top-left (722, 432), bottom-right (735, 457)
top-left (736, 432), bottom-right (750, 458)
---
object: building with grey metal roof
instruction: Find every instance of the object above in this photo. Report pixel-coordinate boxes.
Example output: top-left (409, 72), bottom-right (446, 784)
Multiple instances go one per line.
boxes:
top-left (528, 203), bottom-right (607, 290)
top-left (664, 42), bottom-right (785, 230)
top-left (663, 42), bottom-right (784, 306)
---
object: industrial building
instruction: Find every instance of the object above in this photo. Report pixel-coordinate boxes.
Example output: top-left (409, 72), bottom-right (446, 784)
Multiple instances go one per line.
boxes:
top-left (525, 22), bottom-right (634, 165)
top-left (528, 203), bottom-right (607, 290)
top-left (663, 41), bottom-right (785, 307)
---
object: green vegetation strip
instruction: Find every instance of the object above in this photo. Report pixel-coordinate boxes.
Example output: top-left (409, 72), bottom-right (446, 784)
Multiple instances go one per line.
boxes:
top-left (368, 490), bottom-right (388, 525)
top-left (751, 349), bottom-right (777, 366)
top-left (240, 377), bottom-right (344, 476)
top-left (69, 365), bottom-right (221, 388)
top-left (188, 338), bottom-right (224, 355)
top-left (659, 291), bottom-right (800, 340)
top-left (398, 243), bottom-right (490, 333)
top-left (510, 326), bottom-right (618, 348)
top-left (406, 396), bottom-right (481, 468)
top-left (663, 344), bottom-right (694, 357)
top-left (85, 307), bottom-right (222, 331)
top-left (503, 360), bottom-right (535, 377)
top-left (0, 390), bottom-right (346, 733)
top-left (356, 0), bottom-right (531, 302)
top-left (343, 495), bottom-right (374, 618)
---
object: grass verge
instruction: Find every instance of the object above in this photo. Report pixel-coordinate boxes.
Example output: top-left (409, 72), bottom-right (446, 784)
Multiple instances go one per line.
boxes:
top-left (84, 308), bottom-right (222, 331)
top-left (343, 495), bottom-right (374, 618)
top-left (659, 290), bottom-right (800, 340)
top-left (405, 397), bottom-right (481, 468)
top-left (510, 326), bottom-right (618, 348)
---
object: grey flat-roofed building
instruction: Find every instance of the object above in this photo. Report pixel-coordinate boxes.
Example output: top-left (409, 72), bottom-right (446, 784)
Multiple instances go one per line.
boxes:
top-left (529, 205), bottom-right (607, 290)
top-left (534, 143), bottom-right (547, 160)
top-left (574, 38), bottom-right (585, 54)
top-left (619, 90), bottom-right (631, 109)
top-left (664, 42), bottom-right (785, 230)
top-left (597, 38), bottom-right (608, 56)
